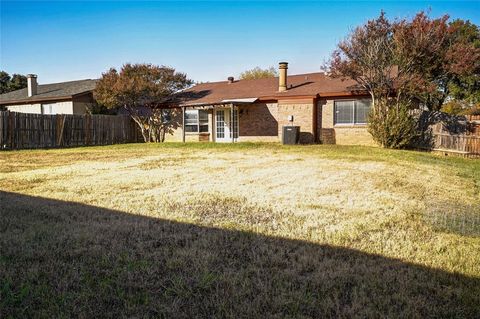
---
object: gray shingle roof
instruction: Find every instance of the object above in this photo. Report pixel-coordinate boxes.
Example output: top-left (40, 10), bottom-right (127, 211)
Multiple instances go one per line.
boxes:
top-left (0, 79), bottom-right (97, 104)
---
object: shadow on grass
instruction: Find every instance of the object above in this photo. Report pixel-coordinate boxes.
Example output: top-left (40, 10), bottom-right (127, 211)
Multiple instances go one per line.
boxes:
top-left (1, 191), bottom-right (479, 318)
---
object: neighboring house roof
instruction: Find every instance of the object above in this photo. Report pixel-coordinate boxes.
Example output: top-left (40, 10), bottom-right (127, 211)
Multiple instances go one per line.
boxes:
top-left (169, 72), bottom-right (366, 106)
top-left (0, 79), bottom-right (97, 105)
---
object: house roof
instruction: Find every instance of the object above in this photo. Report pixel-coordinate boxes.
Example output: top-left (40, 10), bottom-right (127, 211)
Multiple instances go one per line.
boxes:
top-left (169, 72), bottom-right (365, 106)
top-left (0, 79), bottom-right (97, 105)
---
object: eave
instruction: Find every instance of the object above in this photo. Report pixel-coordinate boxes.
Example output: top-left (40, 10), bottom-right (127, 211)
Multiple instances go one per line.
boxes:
top-left (0, 96), bottom-right (74, 106)
top-left (0, 90), bottom-right (94, 106)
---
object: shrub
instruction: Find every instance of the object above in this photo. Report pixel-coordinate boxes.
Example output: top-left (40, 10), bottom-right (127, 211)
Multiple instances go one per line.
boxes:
top-left (368, 102), bottom-right (418, 149)
top-left (441, 101), bottom-right (466, 115)
top-left (441, 101), bottom-right (480, 116)
top-left (467, 105), bottom-right (480, 115)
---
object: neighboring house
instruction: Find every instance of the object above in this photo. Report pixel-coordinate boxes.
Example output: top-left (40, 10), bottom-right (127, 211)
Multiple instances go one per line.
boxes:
top-left (0, 74), bottom-right (97, 115)
top-left (162, 62), bottom-right (374, 145)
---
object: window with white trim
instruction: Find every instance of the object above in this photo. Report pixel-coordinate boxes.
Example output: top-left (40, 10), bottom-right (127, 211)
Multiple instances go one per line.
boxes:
top-left (334, 99), bottom-right (372, 125)
top-left (41, 103), bottom-right (55, 115)
top-left (185, 109), bottom-right (209, 133)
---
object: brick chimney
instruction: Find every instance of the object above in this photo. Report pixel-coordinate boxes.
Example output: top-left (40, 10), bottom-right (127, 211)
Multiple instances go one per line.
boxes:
top-left (27, 74), bottom-right (37, 97)
top-left (278, 62), bottom-right (288, 92)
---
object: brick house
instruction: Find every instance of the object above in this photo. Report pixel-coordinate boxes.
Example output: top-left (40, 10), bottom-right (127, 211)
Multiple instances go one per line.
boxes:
top-left (163, 62), bottom-right (374, 145)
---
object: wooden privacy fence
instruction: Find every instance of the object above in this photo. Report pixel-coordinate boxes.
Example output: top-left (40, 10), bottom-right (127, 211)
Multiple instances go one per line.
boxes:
top-left (466, 115), bottom-right (480, 122)
top-left (0, 111), bottom-right (141, 150)
top-left (428, 120), bottom-right (480, 157)
top-left (432, 133), bottom-right (480, 156)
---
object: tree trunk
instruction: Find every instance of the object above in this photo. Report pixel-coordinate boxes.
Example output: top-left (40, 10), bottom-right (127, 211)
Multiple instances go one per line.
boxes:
top-left (140, 128), bottom-right (149, 143)
top-left (160, 127), bottom-right (166, 142)
top-left (128, 111), bottom-right (150, 143)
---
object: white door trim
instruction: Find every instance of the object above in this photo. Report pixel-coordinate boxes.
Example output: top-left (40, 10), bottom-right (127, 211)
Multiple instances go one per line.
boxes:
top-left (215, 108), bottom-right (238, 142)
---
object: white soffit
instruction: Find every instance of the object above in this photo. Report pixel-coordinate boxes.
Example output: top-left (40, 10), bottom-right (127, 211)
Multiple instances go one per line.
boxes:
top-left (221, 98), bottom-right (258, 103)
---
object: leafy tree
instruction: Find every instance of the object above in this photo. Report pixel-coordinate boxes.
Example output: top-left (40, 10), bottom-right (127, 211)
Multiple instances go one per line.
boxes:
top-left (9, 74), bottom-right (28, 92)
top-left (393, 14), bottom-right (480, 111)
top-left (94, 63), bottom-right (192, 142)
top-left (0, 71), bottom-right (10, 93)
top-left (239, 66), bottom-right (278, 80)
top-left (327, 12), bottom-right (408, 148)
top-left (328, 12), bottom-right (396, 115)
top-left (441, 100), bottom-right (467, 115)
top-left (327, 11), bottom-right (480, 148)
top-left (468, 106), bottom-right (480, 115)
top-left (84, 102), bottom-right (115, 115)
top-left (446, 20), bottom-right (480, 109)
top-left (0, 71), bottom-right (27, 94)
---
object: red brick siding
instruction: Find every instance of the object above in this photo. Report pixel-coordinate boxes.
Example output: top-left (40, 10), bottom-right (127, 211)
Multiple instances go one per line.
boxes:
top-left (278, 102), bottom-right (315, 143)
top-left (319, 98), bottom-right (376, 146)
top-left (238, 103), bottom-right (278, 137)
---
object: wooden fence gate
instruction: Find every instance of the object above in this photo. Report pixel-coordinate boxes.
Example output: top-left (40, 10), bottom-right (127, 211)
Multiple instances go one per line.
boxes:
top-left (0, 111), bottom-right (141, 150)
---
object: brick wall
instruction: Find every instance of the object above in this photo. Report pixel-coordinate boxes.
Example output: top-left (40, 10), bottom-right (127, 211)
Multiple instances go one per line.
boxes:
top-left (320, 129), bottom-right (336, 144)
top-left (278, 102), bottom-right (315, 143)
top-left (319, 98), bottom-right (376, 146)
top-left (163, 108), bottom-right (184, 142)
top-left (238, 103), bottom-right (278, 138)
top-left (334, 127), bottom-right (376, 146)
top-left (321, 99), bottom-right (335, 128)
top-left (162, 98), bottom-right (378, 145)
top-left (237, 136), bottom-right (279, 142)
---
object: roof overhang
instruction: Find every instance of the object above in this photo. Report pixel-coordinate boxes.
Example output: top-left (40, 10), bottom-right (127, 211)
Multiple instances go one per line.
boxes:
top-left (174, 91), bottom-right (370, 108)
top-left (0, 95), bottom-right (74, 106)
top-left (317, 91), bottom-right (369, 98)
top-left (221, 98), bottom-right (258, 104)
top-left (0, 90), bottom-right (94, 106)
top-left (179, 97), bottom-right (258, 108)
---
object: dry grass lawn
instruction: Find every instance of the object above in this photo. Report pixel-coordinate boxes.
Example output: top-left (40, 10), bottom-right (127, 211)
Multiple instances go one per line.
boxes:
top-left (1, 143), bottom-right (479, 318)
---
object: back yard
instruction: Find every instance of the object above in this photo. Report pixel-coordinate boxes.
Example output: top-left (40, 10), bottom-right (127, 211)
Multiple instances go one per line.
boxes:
top-left (1, 143), bottom-right (479, 318)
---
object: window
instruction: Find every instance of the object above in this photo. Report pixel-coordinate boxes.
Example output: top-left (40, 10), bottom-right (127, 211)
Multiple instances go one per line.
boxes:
top-left (216, 110), bottom-right (225, 138)
top-left (334, 101), bottom-right (354, 124)
top-left (42, 103), bottom-right (55, 115)
top-left (199, 110), bottom-right (209, 132)
top-left (355, 99), bottom-right (371, 124)
top-left (334, 99), bottom-right (371, 125)
top-left (185, 109), bottom-right (209, 133)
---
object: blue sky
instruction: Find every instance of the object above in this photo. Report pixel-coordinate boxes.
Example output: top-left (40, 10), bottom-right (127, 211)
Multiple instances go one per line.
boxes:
top-left (1, 1), bottom-right (479, 84)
